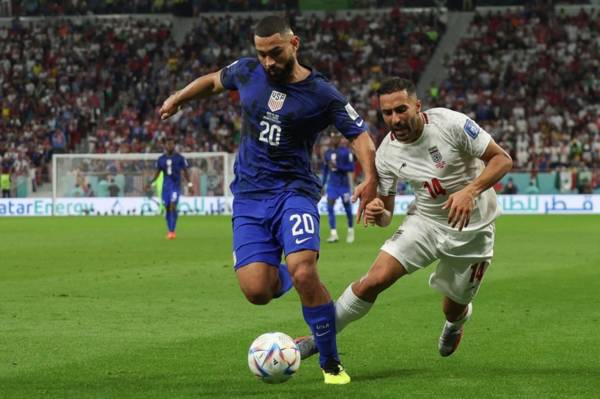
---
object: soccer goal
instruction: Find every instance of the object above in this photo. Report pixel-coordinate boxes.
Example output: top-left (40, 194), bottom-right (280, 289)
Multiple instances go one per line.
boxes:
top-left (52, 153), bottom-right (234, 215)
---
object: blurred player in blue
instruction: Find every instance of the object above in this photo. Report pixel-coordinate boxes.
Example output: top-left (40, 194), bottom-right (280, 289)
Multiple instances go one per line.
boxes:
top-left (158, 16), bottom-right (377, 384)
top-left (148, 137), bottom-right (193, 240)
top-left (322, 131), bottom-right (356, 243)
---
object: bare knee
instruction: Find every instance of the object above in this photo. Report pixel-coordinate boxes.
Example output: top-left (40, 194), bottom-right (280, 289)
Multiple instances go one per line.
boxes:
top-left (353, 252), bottom-right (406, 302)
top-left (289, 260), bottom-right (319, 292)
top-left (241, 287), bottom-right (273, 305)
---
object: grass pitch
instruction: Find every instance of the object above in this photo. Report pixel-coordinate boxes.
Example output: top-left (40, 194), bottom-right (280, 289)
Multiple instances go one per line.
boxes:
top-left (1, 215), bottom-right (600, 398)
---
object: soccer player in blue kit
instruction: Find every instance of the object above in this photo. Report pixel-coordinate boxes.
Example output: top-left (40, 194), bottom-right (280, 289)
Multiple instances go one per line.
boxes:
top-left (322, 132), bottom-right (356, 244)
top-left (158, 16), bottom-right (377, 384)
top-left (148, 137), bottom-right (193, 240)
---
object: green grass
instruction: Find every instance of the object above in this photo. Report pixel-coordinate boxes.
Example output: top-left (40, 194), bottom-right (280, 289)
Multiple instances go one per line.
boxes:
top-left (1, 215), bottom-right (600, 398)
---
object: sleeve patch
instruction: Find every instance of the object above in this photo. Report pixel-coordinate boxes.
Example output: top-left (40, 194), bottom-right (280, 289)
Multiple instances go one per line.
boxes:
top-left (464, 119), bottom-right (480, 139)
top-left (344, 103), bottom-right (364, 128)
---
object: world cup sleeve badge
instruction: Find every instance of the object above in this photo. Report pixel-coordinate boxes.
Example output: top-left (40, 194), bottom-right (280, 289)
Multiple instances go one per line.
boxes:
top-left (428, 146), bottom-right (446, 169)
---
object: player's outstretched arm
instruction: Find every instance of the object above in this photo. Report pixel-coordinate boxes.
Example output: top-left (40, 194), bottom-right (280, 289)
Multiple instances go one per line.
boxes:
top-left (349, 132), bottom-right (378, 225)
top-left (159, 70), bottom-right (225, 120)
top-left (443, 140), bottom-right (513, 231)
top-left (364, 195), bottom-right (395, 227)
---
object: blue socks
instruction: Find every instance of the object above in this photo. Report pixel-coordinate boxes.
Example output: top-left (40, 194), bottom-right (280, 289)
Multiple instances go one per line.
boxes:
top-left (165, 209), bottom-right (178, 232)
top-left (327, 201), bottom-right (336, 229)
top-left (343, 200), bottom-right (353, 228)
top-left (302, 301), bottom-right (338, 368)
top-left (273, 263), bottom-right (293, 298)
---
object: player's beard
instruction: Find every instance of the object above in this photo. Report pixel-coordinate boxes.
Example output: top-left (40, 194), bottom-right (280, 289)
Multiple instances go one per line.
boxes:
top-left (265, 56), bottom-right (295, 84)
top-left (391, 114), bottom-right (422, 143)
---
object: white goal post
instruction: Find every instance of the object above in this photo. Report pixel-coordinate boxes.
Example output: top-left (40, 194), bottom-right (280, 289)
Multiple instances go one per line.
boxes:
top-left (52, 152), bottom-right (234, 215)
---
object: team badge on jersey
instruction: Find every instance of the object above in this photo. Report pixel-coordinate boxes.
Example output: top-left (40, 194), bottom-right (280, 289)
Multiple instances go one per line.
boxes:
top-left (268, 90), bottom-right (287, 112)
top-left (428, 146), bottom-right (446, 169)
top-left (464, 119), bottom-right (480, 139)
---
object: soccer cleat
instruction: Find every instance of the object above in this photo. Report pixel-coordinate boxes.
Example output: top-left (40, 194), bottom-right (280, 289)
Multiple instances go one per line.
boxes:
top-left (167, 232), bottom-right (176, 240)
top-left (294, 335), bottom-right (318, 360)
top-left (322, 358), bottom-right (351, 385)
top-left (327, 234), bottom-right (339, 243)
top-left (439, 302), bottom-right (473, 357)
top-left (346, 228), bottom-right (355, 243)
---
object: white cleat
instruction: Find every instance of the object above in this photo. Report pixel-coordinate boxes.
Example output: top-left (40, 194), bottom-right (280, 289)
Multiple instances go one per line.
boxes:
top-left (346, 228), bottom-right (354, 243)
top-left (439, 303), bottom-right (473, 357)
top-left (327, 232), bottom-right (339, 243)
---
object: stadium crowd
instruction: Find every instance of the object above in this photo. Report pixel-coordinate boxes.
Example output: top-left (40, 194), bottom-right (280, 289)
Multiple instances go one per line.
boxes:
top-left (2, 5), bottom-right (599, 197)
top-left (0, 9), bottom-right (444, 196)
top-left (427, 5), bottom-right (600, 192)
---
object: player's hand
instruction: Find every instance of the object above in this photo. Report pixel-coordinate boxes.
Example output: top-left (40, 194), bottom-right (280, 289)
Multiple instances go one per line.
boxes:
top-left (364, 198), bottom-right (385, 226)
top-left (159, 92), bottom-right (180, 120)
top-left (352, 177), bottom-right (377, 226)
top-left (442, 187), bottom-right (476, 231)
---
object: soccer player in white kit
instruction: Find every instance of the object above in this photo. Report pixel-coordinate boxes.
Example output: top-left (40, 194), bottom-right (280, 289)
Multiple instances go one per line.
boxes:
top-left (297, 77), bottom-right (512, 358)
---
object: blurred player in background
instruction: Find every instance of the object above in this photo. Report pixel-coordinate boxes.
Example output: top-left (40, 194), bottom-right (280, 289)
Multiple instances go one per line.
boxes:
top-left (148, 137), bottom-right (193, 240)
top-left (297, 77), bottom-right (512, 360)
top-left (322, 131), bottom-right (355, 243)
top-left (158, 16), bottom-right (377, 384)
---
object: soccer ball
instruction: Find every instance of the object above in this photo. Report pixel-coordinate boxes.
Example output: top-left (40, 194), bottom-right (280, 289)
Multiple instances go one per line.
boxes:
top-left (248, 332), bottom-right (301, 384)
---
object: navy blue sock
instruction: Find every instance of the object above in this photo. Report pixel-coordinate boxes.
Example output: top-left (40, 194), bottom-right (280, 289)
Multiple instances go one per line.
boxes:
top-left (273, 263), bottom-right (293, 298)
top-left (343, 200), bottom-right (353, 227)
top-left (327, 201), bottom-right (336, 229)
top-left (302, 301), bottom-right (338, 368)
top-left (166, 210), bottom-right (173, 232)
top-left (172, 209), bottom-right (178, 231)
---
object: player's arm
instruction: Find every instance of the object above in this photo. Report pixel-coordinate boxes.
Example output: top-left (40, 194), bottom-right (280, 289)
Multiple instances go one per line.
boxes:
top-left (146, 168), bottom-right (161, 191)
top-left (159, 70), bottom-right (225, 120)
top-left (349, 132), bottom-right (378, 225)
top-left (443, 140), bottom-right (513, 230)
top-left (364, 195), bottom-right (395, 227)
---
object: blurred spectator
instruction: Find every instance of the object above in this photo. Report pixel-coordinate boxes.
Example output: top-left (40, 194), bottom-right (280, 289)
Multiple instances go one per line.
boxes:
top-left (1, 165), bottom-right (11, 197)
top-left (525, 178), bottom-right (540, 195)
top-left (502, 177), bottom-right (519, 194)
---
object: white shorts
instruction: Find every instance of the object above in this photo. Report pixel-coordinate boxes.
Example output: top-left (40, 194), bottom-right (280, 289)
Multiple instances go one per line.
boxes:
top-left (381, 213), bottom-right (495, 305)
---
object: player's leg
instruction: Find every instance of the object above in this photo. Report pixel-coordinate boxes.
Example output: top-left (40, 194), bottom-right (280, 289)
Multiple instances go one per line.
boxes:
top-left (169, 191), bottom-right (180, 236)
top-left (432, 224), bottom-right (495, 356)
top-left (162, 189), bottom-right (174, 239)
top-left (232, 197), bottom-right (293, 304)
top-left (280, 194), bottom-right (348, 384)
top-left (296, 214), bottom-right (438, 359)
top-left (235, 262), bottom-right (282, 305)
top-left (326, 191), bottom-right (338, 243)
top-left (341, 191), bottom-right (354, 243)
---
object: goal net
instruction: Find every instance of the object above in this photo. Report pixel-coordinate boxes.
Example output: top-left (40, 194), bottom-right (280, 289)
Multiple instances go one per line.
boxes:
top-left (52, 153), bottom-right (234, 215)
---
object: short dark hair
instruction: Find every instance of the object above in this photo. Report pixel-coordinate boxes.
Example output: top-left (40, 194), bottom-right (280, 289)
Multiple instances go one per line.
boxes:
top-left (254, 15), bottom-right (292, 38)
top-left (377, 77), bottom-right (417, 97)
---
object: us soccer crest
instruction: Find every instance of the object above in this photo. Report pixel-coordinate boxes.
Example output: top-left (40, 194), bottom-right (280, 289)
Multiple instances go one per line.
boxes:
top-left (428, 146), bottom-right (446, 169)
top-left (268, 90), bottom-right (286, 112)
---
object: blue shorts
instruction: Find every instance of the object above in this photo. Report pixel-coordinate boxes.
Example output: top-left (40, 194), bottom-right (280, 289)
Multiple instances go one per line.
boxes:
top-left (327, 184), bottom-right (351, 203)
top-left (232, 192), bottom-right (320, 269)
top-left (162, 188), bottom-right (180, 207)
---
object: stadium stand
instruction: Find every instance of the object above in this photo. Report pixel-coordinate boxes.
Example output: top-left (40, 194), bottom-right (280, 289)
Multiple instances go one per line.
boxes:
top-left (1, 3), bottom-right (598, 197)
top-left (426, 4), bottom-right (600, 193)
top-left (0, 9), bottom-right (444, 196)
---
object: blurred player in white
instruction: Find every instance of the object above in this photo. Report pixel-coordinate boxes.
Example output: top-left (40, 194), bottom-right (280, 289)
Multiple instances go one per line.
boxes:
top-left (297, 77), bottom-right (512, 358)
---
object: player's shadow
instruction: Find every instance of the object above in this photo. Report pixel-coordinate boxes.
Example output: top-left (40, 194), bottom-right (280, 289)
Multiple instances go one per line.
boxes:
top-left (352, 368), bottom-right (427, 382)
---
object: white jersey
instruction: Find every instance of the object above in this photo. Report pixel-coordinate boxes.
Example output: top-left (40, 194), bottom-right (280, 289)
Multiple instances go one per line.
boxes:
top-left (376, 107), bottom-right (499, 231)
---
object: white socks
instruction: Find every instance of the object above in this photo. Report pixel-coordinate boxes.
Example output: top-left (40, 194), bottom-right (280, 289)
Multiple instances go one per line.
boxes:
top-left (334, 284), bottom-right (373, 333)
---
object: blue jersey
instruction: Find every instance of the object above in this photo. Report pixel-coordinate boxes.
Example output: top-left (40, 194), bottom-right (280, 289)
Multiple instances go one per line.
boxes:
top-left (220, 57), bottom-right (366, 201)
top-left (322, 147), bottom-right (354, 189)
top-left (156, 153), bottom-right (189, 191)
